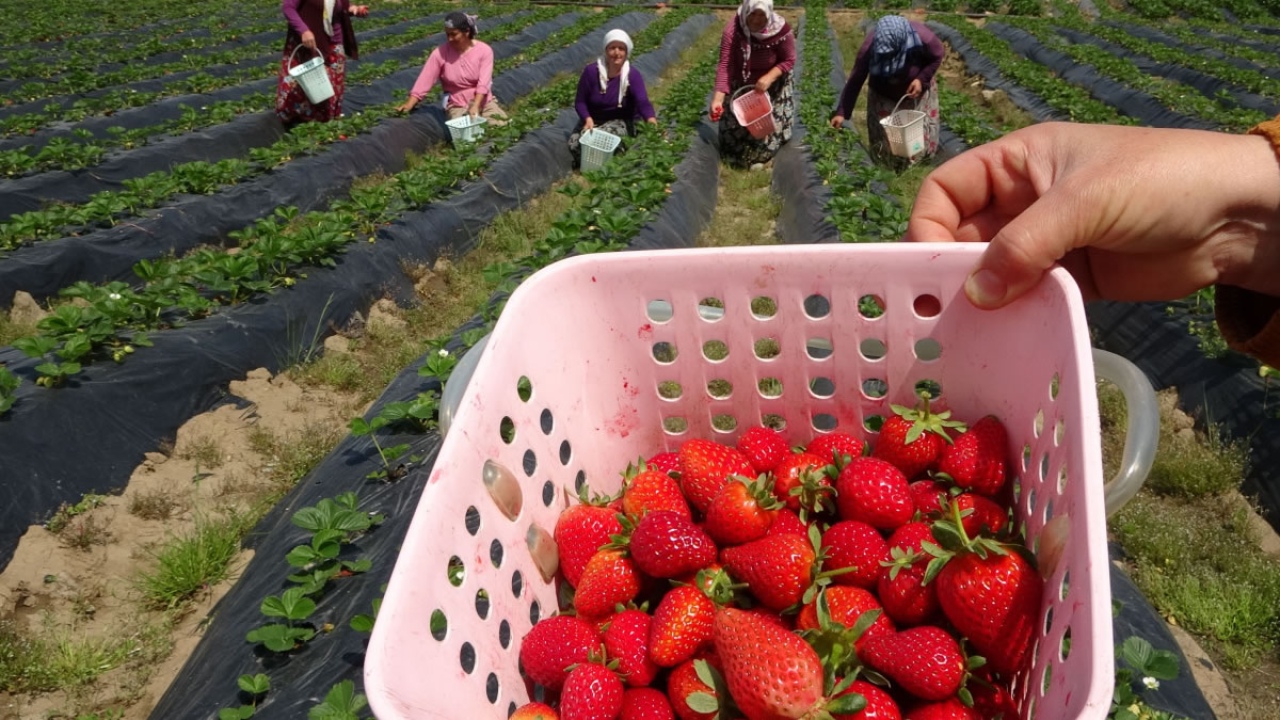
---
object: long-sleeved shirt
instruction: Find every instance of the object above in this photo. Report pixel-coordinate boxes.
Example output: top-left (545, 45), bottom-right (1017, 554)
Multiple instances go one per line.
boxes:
top-left (408, 41), bottom-right (496, 110)
top-left (574, 64), bottom-right (656, 125)
top-left (714, 20), bottom-right (796, 94)
top-left (283, 0), bottom-right (343, 46)
top-left (837, 21), bottom-right (944, 118)
top-left (1217, 286), bottom-right (1280, 367)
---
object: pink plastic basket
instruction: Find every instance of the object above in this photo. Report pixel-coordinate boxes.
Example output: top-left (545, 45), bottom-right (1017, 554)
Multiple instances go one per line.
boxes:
top-left (365, 244), bottom-right (1115, 720)
top-left (730, 86), bottom-right (775, 140)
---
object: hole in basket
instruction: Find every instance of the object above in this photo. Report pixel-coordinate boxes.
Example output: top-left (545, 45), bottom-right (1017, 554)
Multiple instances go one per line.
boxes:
top-left (862, 378), bottom-right (887, 399)
top-left (559, 440), bottom-right (572, 466)
top-left (653, 341), bottom-right (678, 364)
top-left (751, 296), bottom-right (777, 318)
top-left (913, 293), bottom-right (941, 318)
top-left (540, 408), bottom-right (554, 435)
top-left (812, 413), bottom-right (837, 432)
top-left (712, 414), bottom-right (738, 433)
top-left (754, 337), bottom-right (781, 360)
top-left (490, 538), bottom-right (504, 568)
top-left (804, 294), bottom-right (831, 319)
top-left (1060, 626), bottom-right (1072, 661)
top-left (530, 600), bottom-right (541, 625)
top-left (659, 381), bottom-right (683, 399)
top-left (542, 480), bottom-right (555, 507)
top-left (664, 417), bottom-right (689, 434)
top-left (533, 686), bottom-right (546, 703)
top-left (1025, 486), bottom-right (1038, 517)
top-left (699, 297), bottom-right (725, 321)
top-left (913, 338), bottom-right (942, 362)
top-left (758, 378), bottom-right (783, 398)
top-left (1043, 497), bottom-right (1055, 525)
top-left (1034, 409), bottom-right (1045, 438)
top-left (500, 417), bottom-right (515, 445)
top-left (864, 414), bottom-right (884, 433)
top-left (512, 570), bottom-right (524, 598)
top-left (430, 609), bottom-right (447, 641)
top-left (810, 377), bottom-right (835, 399)
top-left (574, 470), bottom-right (587, 495)
top-left (1041, 661), bottom-right (1052, 695)
top-left (500, 619), bottom-right (512, 649)
top-left (708, 379), bottom-right (733, 399)
top-left (476, 589), bottom-right (490, 619)
top-left (465, 506), bottom-right (481, 536)
top-left (487, 673), bottom-right (500, 703)
top-left (1049, 373), bottom-right (1061, 400)
top-left (647, 299), bottom-right (673, 322)
top-left (460, 642), bottom-right (476, 674)
top-left (509, 702), bottom-right (517, 718)
top-left (523, 450), bottom-right (538, 478)
top-left (1022, 443), bottom-right (1033, 472)
top-left (1043, 605), bottom-right (1054, 636)
top-left (1011, 477), bottom-right (1022, 506)
top-left (858, 294), bottom-right (885, 319)
top-left (914, 378), bottom-right (942, 400)
top-left (447, 556), bottom-right (465, 587)
top-left (1039, 452), bottom-right (1050, 482)
top-left (703, 339), bottom-right (729, 362)
top-left (806, 337), bottom-right (833, 360)
top-left (1054, 418), bottom-right (1065, 447)
top-left (762, 413), bottom-right (786, 430)
top-left (517, 376), bottom-right (532, 402)
top-left (1057, 464), bottom-right (1068, 494)
top-left (485, 459), bottom-right (523, 520)
top-left (860, 338), bottom-right (887, 361)
top-left (1060, 570), bottom-right (1071, 601)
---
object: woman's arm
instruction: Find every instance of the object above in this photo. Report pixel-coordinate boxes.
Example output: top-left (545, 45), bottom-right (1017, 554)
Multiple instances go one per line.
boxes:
top-left (630, 69), bottom-right (657, 122)
top-left (914, 23), bottom-right (945, 88)
top-left (575, 65), bottom-right (594, 121)
top-left (469, 42), bottom-right (496, 116)
top-left (832, 33), bottom-right (874, 124)
top-left (281, 0), bottom-right (311, 38)
top-left (397, 49), bottom-right (443, 112)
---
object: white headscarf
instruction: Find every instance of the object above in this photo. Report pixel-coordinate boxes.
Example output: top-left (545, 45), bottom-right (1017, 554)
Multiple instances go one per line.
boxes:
top-left (597, 29), bottom-right (633, 108)
top-left (736, 0), bottom-right (786, 82)
top-left (323, 0), bottom-right (336, 37)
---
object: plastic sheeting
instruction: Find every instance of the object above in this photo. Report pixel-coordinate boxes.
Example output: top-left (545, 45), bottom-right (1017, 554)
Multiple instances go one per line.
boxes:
top-left (926, 22), bottom-right (1068, 123)
top-left (1103, 20), bottom-right (1280, 77)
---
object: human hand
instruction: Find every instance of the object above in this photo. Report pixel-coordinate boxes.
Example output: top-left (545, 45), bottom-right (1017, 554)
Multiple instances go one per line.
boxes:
top-left (754, 76), bottom-right (772, 94)
top-left (709, 101), bottom-right (723, 122)
top-left (582, 117), bottom-right (595, 132)
top-left (301, 30), bottom-right (317, 50)
top-left (907, 79), bottom-right (923, 99)
top-left (905, 121), bottom-right (1280, 308)
top-left (351, 4), bottom-right (369, 16)
top-left (829, 114), bottom-right (845, 129)
top-left (396, 100), bottom-right (414, 113)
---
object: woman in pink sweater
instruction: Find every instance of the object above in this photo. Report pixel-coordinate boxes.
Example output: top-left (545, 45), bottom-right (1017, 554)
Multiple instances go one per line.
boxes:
top-left (396, 12), bottom-right (507, 126)
top-left (710, 0), bottom-right (796, 169)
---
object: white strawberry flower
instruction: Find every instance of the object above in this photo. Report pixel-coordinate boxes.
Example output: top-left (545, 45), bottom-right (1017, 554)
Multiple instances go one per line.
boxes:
top-left (1142, 676), bottom-right (1160, 690)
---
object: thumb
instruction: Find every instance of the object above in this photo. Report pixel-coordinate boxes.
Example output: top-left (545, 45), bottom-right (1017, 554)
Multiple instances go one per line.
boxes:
top-left (964, 192), bottom-right (1089, 309)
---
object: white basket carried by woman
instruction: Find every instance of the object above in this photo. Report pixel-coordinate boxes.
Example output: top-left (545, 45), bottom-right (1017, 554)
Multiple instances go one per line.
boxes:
top-left (880, 93), bottom-right (926, 159)
top-left (286, 45), bottom-right (334, 105)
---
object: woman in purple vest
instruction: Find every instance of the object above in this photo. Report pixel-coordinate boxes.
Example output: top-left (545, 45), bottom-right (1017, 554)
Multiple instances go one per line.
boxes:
top-left (276, 0), bottom-right (369, 126)
top-left (567, 29), bottom-right (657, 169)
top-left (709, 0), bottom-right (796, 169)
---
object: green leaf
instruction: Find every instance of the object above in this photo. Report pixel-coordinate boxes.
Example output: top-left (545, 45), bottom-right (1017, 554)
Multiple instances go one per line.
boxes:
top-left (308, 680), bottom-right (368, 720)
top-left (246, 623), bottom-right (313, 653)
top-left (826, 693), bottom-right (866, 714)
top-left (286, 544), bottom-right (322, 568)
top-left (685, 692), bottom-right (718, 713)
top-left (349, 614), bottom-right (374, 633)
top-left (238, 673), bottom-right (271, 695)
top-left (218, 706), bottom-right (254, 720)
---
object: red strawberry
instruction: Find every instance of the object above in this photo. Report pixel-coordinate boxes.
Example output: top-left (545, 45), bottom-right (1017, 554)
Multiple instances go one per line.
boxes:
top-left (766, 507), bottom-right (810, 537)
top-left (623, 464), bottom-right (692, 519)
top-left (872, 398), bottom-right (964, 479)
top-left (647, 451), bottom-right (681, 476)
top-left (946, 492), bottom-right (1008, 538)
top-left (822, 520), bottom-right (891, 590)
top-left (518, 614), bottom-right (600, 691)
top-left (603, 608), bottom-right (659, 687)
top-left (968, 668), bottom-right (1019, 719)
top-left (903, 697), bottom-right (981, 720)
top-left (804, 431), bottom-right (866, 466)
top-left (678, 439), bottom-right (755, 513)
top-left (667, 658), bottom-right (721, 720)
top-left (835, 457), bottom-right (915, 531)
top-left (622, 687), bottom-right (677, 720)
top-left (771, 451), bottom-right (834, 516)
top-left (713, 607), bottom-right (826, 719)
top-left (795, 586), bottom-right (895, 652)
top-left (860, 625), bottom-right (968, 702)
top-left (574, 548), bottom-right (643, 618)
top-left (704, 476), bottom-right (782, 546)
top-left (510, 701), bottom-right (559, 719)
top-left (877, 523), bottom-right (941, 626)
top-left (736, 425), bottom-right (791, 474)
top-left (649, 584), bottom-right (716, 667)
top-left (556, 504), bottom-right (623, 588)
top-left (720, 532), bottom-right (815, 612)
top-left (629, 511), bottom-right (717, 579)
top-left (560, 661), bottom-right (625, 720)
top-left (934, 416), bottom-right (1008, 497)
top-left (832, 679), bottom-right (902, 719)
top-left (932, 546), bottom-right (1041, 676)
top-left (908, 479), bottom-right (949, 518)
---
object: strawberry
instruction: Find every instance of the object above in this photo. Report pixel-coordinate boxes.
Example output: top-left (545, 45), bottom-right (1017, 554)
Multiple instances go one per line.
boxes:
top-left (624, 462), bottom-right (693, 519)
top-left (574, 548), bottom-right (644, 618)
top-left (933, 416), bottom-right (1008, 497)
top-left (556, 503), bottom-right (624, 588)
top-left (902, 698), bottom-right (981, 720)
top-left (771, 451), bottom-right (834, 516)
top-left (835, 457), bottom-right (915, 531)
top-left (603, 608), bottom-right (659, 687)
top-left (736, 425), bottom-right (791, 474)
top-left (946, 492), bottom-right (1008, 538)
top-left (860, 625), bottom-right (968, 702)
top-left (872, 397), bottom-right (964, 479)
top-left (766, 507), bottom-right (810, 537)
top-left (931, 546), bottom-right (1041, 676)
top-left (622, 687), bottom-right (677, 720)
top-left (649, 584), bottom-right (716, 667)
top-left (908, 479), bottom-right (949, 518)
top-left (704, 476), bottom-right (782, 546)
top-left (795, 585), bottom-right (895, 652)
top-left (713, 607), bottom-right (826, 719)
top-left (804, 431), bottom-right (866, 466)
top-left (560, 661), bottom-right (625, 720)
top-left (821, 520), bottom-right (890, 590)
top-left (877, 523), bottom-right (940, 627)
top-left (648, 451), bottom-right (681, 476)
top-left (678, 439), bottom-right (755, 513)
top-left (628, 511), bottom-right (718, 579)
top-left (667, 658), bottom-right (722, 720)
top-left (720, 532), bottom-right (815, 612)
top-left (968, 668), bottom-right (1019, 719)
top-left (510, 701), bottom-right (559, 719)
top-left (832, 679), bottom-right (901, 720)
top-left (518, 614), bottom-right (601, 692)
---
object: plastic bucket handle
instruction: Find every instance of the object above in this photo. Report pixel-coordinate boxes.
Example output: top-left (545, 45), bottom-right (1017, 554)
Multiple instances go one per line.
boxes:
top-left (288, 43), bottom-right (323, 71)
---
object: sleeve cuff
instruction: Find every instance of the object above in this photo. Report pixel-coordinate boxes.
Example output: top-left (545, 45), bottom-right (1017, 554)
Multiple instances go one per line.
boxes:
top-left (1215, 284), bottom-right (1280, 368)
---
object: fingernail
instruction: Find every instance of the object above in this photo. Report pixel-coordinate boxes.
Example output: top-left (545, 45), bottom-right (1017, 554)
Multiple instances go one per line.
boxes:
top-left (965, 269), bottom-right (1007, 307)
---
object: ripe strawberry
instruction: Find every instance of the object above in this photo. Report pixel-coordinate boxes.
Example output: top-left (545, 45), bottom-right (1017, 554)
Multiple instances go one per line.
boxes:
top-left (908, 479), bottom-right (949, 518)
top-left (603, 608), bottom-right (659, 687)
top-left (678, 439), bottom-right (755, 513)
top-left (771, 451), bottom-right (834, 516)
top-left (795, 585), bottom-right (895, 652)
top-left (510, 701), bottom-right (559, 719)
top-left (736, 425), bottom-right (791, 474)
top-left (623, 464), bottom-right (692, 519)
top-left (946, 492), bottom-right (1008, 538)
top-left (649, 584), bottom-right (716, 667)
top-left (832, 679), bottom-right (902, 720)
top-left (704, 476), bottom-right (782, 546)
top-left (560, 661), bottom-right (625, 720)
top-left (720, 532), bottom-right (815, 612)
top-left (932, 546), bottom-right (1041, 676)
top-left (934, 416), bottom-right (1008, 497)
top-left (860, 625), bottom-right (968, 702)
top-left (872, 398), bottom-right (964, 479)
top-left (574, 548), bottom-right (643, 618)
top-left (647, 451), bottom-right (681, 476)
top-left (556, 503), bottom-right (623, 588)
top-left (713, 607), bottom-right (826, 719)
top-left (835, 457), bottom-right (914, 531)
top-left (667, 658), bottom-right (721, 720)
top-left (822, 520), bottom-right (891, 590)
top-left (968, 668), bottom-right (1019, 719)
top-left (518, 614), bottom-right (601, 691)
top-left (766, 507), bottom-right (810, 537)
top-left (804, 431), bottom-right (866, 466)
top-left (903, 697), bottom-right (981, 720)
top-left (877, 523), bottom-right (940, 626)
top-left (628, 511), bottom-right (717, 579)
top-left (622, 687), bottom-right (677, 720)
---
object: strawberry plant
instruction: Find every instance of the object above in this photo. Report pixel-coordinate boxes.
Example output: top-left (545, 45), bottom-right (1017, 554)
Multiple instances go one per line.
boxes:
top-left (245, 586), bottom-right (317, 653)
top-left (308, 679), bottom-right (370, 720)
top-left (1111, 636), bottom-right (1183, 720)
top-left (0, 367), bottom-right (17, 414)
top-left (219, 674), bottom-right (270, 720)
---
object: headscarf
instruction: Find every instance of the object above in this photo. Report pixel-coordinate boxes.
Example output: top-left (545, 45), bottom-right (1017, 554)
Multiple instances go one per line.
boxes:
top-left (597, 29), bottom-right (633, 108)
top-left (323, 0), bottom-right (336, 37)
top-left (736, 0), bottom-right (787, 83)
top-left (444, 11), bottom-right (478, 39)
top-left (870, 15), bottom-right (922, 78)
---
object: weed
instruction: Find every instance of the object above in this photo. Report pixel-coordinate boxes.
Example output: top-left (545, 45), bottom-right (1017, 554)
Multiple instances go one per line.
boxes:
top-left (246, 421), bottom-right (342, 495)
top-left (128, 489), bottom-right (180, 520)
top-left (61, 515), bottom-right (112, 551)
top-left (45, 493), bottom-right (108, 534)
top-left (177, 433), bottom-right (225, 469)
top-left (136, 514), bottom-right (246, 609)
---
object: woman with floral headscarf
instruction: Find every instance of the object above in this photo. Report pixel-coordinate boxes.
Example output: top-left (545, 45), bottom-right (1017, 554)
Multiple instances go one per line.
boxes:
top-left (710, 0), bottom-right (796, 168)
top-left (276, 0), bottom-right (370, 126)
top-left (397, 11), bottom-right (508, 125)
top-left (567, 28), bottom-right (658, 168)
top-left (831, 14), bottom-right (945, 163)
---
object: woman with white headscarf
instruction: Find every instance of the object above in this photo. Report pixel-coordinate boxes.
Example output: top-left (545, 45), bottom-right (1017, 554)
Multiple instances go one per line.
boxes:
top-left (710, 0), bottom-right (796, 169)
top-left (567, 28), bottom-right (658, 168)
top-left (276, 0), bottom-right (370, 126)
top-left (830, 14), bottom-right (945, 163)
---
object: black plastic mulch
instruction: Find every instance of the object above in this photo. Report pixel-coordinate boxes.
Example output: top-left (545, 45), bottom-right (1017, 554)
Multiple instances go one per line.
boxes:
top-left (927, 22), bottom-right (1068, 124)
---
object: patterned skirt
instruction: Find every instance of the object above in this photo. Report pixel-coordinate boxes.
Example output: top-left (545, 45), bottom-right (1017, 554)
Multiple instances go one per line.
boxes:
top-left (275, 39), bottom-right (346, 125)
top-left (567, 118), bottom-right (633, 168)
top-left (718, 71), bottom-right (795, 169)
top-left (865, 81), bottom-right (940, 163)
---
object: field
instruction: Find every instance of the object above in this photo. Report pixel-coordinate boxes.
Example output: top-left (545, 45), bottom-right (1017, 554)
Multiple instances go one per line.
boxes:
top-left (0, 0), bottom-right (1279, 718)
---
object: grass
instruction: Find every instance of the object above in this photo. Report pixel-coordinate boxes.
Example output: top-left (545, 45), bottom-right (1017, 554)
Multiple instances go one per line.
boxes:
top-left (135, 513), bottom-right (248, 610)
top-left (696, 165), bottom-right (780, 247)
top-left (128, 490), bottom-right (181, 520)
top-left (246, 420), bottom-right (344, 498)
top-left (0, 617), bottom-right (138, 694)
top-left (177, 433), bottom-right (225, 469)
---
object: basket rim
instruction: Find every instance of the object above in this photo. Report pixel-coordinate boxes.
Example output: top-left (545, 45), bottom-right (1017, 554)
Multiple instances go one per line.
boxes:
top-left (580, 128), bottom-right (622, 152)
top-left (446, 115), bottom-right (488, 129)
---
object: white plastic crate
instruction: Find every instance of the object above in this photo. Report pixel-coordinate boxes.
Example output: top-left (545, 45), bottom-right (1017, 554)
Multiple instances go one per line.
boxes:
top-left (446, 114), bottom-right (488, 144)
top-left (579, 128), bottom-right (622, 172)
top-left (881, 94), bottom-right (926, 159)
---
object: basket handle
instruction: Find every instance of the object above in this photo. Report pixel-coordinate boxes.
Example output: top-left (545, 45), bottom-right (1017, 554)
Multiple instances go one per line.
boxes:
top-left (729, 85), bottom-right (759, 102)
top-left (287, 43), bottom-right (320, 69)
top-left (890, 93), bottom-right (914, 116)
top-left (1092, 348), bottom-right (1159, 517)
top-left (439, 333), bottom-right (491, 438)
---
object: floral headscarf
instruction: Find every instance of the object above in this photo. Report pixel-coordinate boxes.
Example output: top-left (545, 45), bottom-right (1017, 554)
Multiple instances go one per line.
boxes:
top-left (870, 15), bottom-right (922, 78)
top-left (444, 11), bottom-right (478, 38)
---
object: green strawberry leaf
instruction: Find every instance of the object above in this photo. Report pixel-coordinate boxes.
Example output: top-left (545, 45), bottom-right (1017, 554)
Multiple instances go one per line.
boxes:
top-left (826, 693), bottom-right (867, 714)
top-left (686, 692), bottom-right (718, 713)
